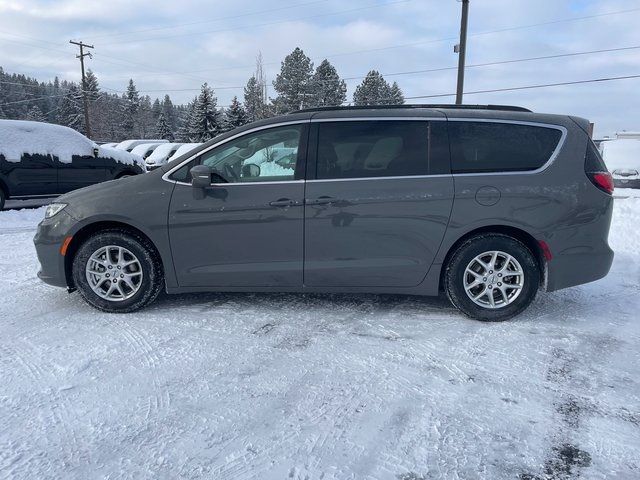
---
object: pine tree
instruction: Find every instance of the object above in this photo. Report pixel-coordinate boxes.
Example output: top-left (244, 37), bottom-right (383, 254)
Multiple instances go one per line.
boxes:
top-left (56, 85), bottom-right (84, 131)
top-left (310, 59), bottom-right (347, 107)
top-left (137, 95), bottom-right (154, 138)
top-left (353, 70), bottom-right (395, 106)
top-left (190, 83), bottom-right (221, 142)
top-left (84, 69), bottom-right (100, 102)
top-left (177, 96), bottom-right (197, 142)
top-left (272, 47), bottom-right (314, 113)
top-left (221, 96), bottom-right (248, 132)
top-left (161, 94), bottom-right (177, 132)
top-left (155, 112), bottom-right (174, 140)
top-left (120, 79), bottom-right (140, 138)
top-left (151, 98), bottom-right (162, 120)
top-left (244, 75), bottom-right (266, 123)
top-left (389, 81), bottom-right (405, 105)
top-left (25, 105), bottom-right (47, 122)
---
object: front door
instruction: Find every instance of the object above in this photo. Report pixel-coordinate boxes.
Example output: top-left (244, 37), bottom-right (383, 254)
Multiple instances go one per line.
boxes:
top-left (168, 123), bottom-right (308, 287)
top-left (304, 120), bottom-right (454, 287)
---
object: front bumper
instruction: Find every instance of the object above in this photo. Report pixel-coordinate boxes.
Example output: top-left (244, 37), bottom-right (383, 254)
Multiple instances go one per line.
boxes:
top-left (33, 210), bottom-right (76, 288)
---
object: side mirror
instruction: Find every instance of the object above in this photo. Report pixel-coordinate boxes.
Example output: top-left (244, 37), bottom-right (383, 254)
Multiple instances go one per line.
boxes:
top-left (93, 147), bottom-right (99, 158)
top-left (190, 165), bottom-right (227, 188)
top-left (241, 163), bottom-right (261, 178)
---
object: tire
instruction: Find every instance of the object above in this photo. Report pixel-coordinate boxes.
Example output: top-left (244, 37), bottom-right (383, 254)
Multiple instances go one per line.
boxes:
top-left (444, 233), bottom-right (540, 321)
top-left (0, 188), bottom-right (5, 210)
top-left (72, 229), bottom-right (163, 313)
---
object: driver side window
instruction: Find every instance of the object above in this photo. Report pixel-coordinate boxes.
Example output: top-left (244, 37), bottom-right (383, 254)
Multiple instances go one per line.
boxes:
top-left (199, 125), bottom-right (303, 183)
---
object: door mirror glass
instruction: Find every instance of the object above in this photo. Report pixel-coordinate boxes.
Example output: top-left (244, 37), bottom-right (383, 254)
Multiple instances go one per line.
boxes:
top-left (241, 163), bottom-right (260, 178)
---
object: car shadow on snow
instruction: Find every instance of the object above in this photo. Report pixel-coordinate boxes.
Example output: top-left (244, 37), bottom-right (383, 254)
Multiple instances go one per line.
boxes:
top-left (146, 290), bottom-right (458, 319)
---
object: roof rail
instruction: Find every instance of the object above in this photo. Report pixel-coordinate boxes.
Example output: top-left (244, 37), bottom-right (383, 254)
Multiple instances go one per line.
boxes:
top-left (293, 104), bottom-right (532, 114)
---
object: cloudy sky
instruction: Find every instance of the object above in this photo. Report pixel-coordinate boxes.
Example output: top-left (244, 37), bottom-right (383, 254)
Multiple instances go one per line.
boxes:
top-left (0, 0), bottom-right (638, 136)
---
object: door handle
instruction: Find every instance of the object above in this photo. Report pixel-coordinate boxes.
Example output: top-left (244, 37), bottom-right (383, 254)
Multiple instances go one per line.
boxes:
top-left (269, 198), bottom-right (296, 207)
top-left (306, 196), bottom-right (337, 206)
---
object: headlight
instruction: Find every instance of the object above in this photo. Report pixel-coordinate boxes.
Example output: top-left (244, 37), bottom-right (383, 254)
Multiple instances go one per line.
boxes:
top-left (45, 203), bottom-right (67, 219)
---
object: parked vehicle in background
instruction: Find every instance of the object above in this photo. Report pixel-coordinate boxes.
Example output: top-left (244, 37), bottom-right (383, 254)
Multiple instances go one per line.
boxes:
top-left (101, 142), bottom-right (118, 148)
top-left (601, 139), bottom-right (640, 189)
top-left (114, 139), bottom-right (168, 152)
top-left (33, 105), bottom-right (614, 321)
top-left (0, 120), bottom-right (145, 210)
top-left (130, 143), bottom-right (164, 160)
top-left (166, 143), bottom-right (202, 163)
top-left (144, 143), bottom-right (184, 170)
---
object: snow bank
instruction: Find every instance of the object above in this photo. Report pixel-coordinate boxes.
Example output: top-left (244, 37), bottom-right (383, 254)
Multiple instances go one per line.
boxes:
top-left (0, 119), bottom-right (93, 163)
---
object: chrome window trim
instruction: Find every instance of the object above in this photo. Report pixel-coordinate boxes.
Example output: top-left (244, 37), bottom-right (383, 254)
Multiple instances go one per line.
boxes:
top-left (307, 174), bottom-right (451, 183)
top-left (446, 118), bottom-right (568, 177)
top-left (163, 116), bottom-right (569, 185)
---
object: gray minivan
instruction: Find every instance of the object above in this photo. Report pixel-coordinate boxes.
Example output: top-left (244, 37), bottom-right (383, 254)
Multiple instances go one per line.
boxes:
top-left (34, 105), bottom-right (614, 321)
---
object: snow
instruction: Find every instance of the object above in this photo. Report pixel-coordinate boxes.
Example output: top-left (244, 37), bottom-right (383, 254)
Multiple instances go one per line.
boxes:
top-left (114, 139), bottom-right (168, 151)
top-left (146, 143), bottom-right (185, 165)
top-left (601, 139), bottom-right (640, 173)
top-left (167, 142), bottom-right (202, 162)
top-left (97, 146), bottom-right (146, 170)
top-left (0, 198), bottom-right (639, 478)
top-left (0, 119), bottom-right (144, 170)
top-left (0, 119), bottom-right (94, 163)
top-left (253, 160), bottom-right (294, 177)
top-left (130, 143), bottom-right (163, 157)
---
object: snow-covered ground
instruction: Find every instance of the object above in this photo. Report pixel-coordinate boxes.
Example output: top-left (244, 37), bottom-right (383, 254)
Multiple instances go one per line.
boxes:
top-left (0, 197), bottom-right (639, 480)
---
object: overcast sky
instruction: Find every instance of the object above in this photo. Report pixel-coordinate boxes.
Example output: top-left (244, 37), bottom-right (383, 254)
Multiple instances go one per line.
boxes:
top-left (0, 0), bottom-right (638, 136)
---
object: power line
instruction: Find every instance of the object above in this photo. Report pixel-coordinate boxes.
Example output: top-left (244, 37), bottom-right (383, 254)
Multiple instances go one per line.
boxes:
top-left (85, 0), bottom-right (331, 40)
top-left (404, 74), bottom-right (640, 100)
top-left (98, 0), bottom-right (411, 46)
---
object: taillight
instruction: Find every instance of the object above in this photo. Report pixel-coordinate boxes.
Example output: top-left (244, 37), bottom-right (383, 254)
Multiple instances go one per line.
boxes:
top-left (584, 140), bottom-right (613, 195)
top-left (589, 171), bottom-right (614, 195)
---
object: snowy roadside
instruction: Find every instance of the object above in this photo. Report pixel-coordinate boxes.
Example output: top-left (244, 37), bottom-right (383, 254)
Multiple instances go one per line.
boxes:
top-left (0, 198), bottom-right (638, 479)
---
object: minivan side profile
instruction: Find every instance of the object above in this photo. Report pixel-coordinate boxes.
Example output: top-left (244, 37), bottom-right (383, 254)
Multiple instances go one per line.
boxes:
top-left (33, 105), bottom-right (614, 321)
top-left (0, 120), bottom-right (146, 209)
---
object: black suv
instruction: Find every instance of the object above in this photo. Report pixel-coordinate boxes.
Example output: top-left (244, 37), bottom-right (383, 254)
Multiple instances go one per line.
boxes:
top-left (0, 120), bottom-right (146, 209)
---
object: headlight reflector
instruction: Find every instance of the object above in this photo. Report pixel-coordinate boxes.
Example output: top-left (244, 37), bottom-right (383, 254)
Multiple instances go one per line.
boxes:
top-left (45, 203), bottom-right (67, 219)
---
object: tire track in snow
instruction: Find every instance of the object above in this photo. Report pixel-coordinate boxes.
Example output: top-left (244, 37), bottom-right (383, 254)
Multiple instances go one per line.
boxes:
top-left (0, 340), bottom-right (84, 476)
top-left (108, 318), bottom-right (170, 421)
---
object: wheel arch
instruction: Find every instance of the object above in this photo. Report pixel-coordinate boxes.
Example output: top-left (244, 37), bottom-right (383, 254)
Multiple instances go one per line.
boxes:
top-left (64, 220), bottom-right (164, 289)
top-left (438, 225), bottom-right (547, 291)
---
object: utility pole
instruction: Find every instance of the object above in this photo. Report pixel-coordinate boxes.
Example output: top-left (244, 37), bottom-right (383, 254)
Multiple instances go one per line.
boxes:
top-left (69, 40), bottom-right (94, 138)
top-left (455, 0), bottom-right (470, 105)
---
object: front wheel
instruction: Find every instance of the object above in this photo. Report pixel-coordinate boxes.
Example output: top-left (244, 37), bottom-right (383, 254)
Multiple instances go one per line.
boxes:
top-left (444, 234), bottom-right (540, 321)
top-left (72, 230), bottom-right (163, 313)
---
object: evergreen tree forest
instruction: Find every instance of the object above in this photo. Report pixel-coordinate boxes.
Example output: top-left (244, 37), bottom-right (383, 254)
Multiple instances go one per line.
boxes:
top-left (0, 48), bottom-right (405, 142)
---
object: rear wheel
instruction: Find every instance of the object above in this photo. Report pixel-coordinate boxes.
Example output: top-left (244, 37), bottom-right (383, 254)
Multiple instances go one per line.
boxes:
top-left (72, 229), bottom-right (163, 313)
top-left (444, 234), bottom-right (540, 321)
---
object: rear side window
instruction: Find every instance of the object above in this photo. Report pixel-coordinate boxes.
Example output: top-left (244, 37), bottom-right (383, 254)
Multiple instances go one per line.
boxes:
top-left (448, 121), bottom-right (563, 173)
top-left (316, 121), bottom-right (435, 179)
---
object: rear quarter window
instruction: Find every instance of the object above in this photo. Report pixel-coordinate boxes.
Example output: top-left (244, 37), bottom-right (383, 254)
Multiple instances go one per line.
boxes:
top-left (448, 121), bottom-right (563, 173)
